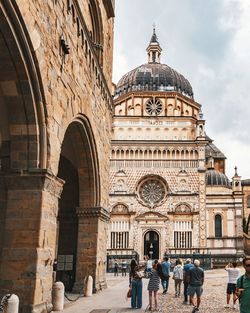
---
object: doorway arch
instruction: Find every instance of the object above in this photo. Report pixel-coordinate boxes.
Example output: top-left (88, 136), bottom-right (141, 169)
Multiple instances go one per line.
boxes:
top-left (144, 230), bottom-right (159, 260)
top-left (56, 116), bottom-right (100, 291)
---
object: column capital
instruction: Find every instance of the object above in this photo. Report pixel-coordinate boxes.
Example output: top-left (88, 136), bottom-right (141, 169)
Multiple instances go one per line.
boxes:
top-left (4, 169), bottom-right (65, 198)
top-left (76, 206), bottom-right (110, 222)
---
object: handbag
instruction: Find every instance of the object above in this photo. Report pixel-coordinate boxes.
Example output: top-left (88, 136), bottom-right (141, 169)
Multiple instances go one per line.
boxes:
top-left (135, 270), bottom-right (144, 279)
top-left (127, 288), bottom-right (132, 298)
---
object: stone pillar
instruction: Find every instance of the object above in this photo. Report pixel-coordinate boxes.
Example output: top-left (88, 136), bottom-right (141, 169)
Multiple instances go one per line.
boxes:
top-left (233, 193), bottom-right (244, 252)
top-left (0, 170), bottom-right (64, 313)
top-left (73, 207), bottom-right (110, 293)
top-left (197, 144), bottom-right (207, 248)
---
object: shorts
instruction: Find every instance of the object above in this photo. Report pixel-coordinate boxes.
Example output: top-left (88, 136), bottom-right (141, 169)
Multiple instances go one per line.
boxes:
top-left (187, 285), bottom-right (203, 297)
top-left (227, 283), bottom-right (236, 294)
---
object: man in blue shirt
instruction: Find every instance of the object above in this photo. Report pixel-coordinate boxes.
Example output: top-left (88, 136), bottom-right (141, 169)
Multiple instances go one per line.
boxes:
top-left (183, 258), bottom-right (194, 304)
top-left (161, 256), bottom-right (171, 294)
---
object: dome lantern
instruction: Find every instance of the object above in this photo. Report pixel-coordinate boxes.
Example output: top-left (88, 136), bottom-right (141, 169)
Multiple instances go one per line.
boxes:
top-left (146, 26), bottom-right (162, 64)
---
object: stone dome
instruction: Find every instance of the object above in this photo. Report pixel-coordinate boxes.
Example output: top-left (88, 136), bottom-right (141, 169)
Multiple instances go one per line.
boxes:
top-left (115, 63), bottom-right (194, 99)
top-left (114, 28), bottom-right (194, 99)
top-left (206, 170), bottom-right (231, 187)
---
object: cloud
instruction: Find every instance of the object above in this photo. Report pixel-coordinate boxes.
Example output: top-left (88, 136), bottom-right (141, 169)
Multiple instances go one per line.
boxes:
top-left (112, 0), bottom-right (250, 179)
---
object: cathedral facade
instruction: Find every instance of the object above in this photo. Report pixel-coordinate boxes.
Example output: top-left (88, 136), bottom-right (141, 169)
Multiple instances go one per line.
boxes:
top-left (108, 30), bottom-right (244, 262)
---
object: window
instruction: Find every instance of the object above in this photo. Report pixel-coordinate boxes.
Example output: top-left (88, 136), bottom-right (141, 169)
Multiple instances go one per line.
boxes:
top-left (110, 232), bottom-right (129, 249)
top-left (215, 214), bottom-right (222, 237)
top-left (173, 221), bottom-right (192, 248)
top-left (174, 231), bottom-right (192, 248)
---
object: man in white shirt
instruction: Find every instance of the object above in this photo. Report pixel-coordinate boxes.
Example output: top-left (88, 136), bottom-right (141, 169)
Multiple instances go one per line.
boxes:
top-left (224, 262), bottom-right (240, 309)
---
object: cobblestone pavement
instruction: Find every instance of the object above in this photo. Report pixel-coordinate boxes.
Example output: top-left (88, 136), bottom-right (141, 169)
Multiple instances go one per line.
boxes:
top-left (60, 268), bottom-right (245, 313)
top-left (157, 268), bottom-right (246, 313)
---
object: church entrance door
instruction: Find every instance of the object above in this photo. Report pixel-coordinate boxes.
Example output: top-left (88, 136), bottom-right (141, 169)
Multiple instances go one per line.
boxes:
top-left (144, 231), bottom-right (159, 260)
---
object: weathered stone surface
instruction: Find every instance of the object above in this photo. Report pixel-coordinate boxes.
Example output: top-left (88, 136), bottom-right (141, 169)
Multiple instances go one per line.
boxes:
top-left (0, 0), bottom-right (114, 310)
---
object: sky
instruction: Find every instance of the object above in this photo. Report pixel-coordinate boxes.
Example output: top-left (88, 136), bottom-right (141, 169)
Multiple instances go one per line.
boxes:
top-left (112, 0), bottom-right (250, 180)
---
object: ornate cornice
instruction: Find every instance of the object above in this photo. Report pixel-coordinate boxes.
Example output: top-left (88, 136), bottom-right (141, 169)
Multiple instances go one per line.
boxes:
top-left (76, 206), bottom-right (110, 222)
top-left (4, 169), bottom-right (65, 198)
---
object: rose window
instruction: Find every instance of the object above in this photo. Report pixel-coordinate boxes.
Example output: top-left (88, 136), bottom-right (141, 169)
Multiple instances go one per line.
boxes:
top-left (145, 98), bottom-right (162, 116)
top-left (138, 178), bottom-right (166, 208)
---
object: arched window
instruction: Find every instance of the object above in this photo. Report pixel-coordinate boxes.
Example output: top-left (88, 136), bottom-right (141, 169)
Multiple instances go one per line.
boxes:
top-left (89, 0), bottom-right (103, 66)
top-left (215, 214), bottom-right (222, 237)
top-left (247, 196), bottom-right (250, 208)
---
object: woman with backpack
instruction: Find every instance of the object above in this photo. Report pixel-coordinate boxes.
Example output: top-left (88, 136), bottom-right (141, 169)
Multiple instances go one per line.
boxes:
top-left (173, 259), bottom-right (183, 297)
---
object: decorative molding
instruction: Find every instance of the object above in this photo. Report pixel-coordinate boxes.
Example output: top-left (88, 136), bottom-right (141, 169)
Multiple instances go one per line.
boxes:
top-left (76, 206), bottom-right (110, 222)
top-left (135, 211), bottom-right (168, 221)
top-left (4, 169), bottom-right (65, 198)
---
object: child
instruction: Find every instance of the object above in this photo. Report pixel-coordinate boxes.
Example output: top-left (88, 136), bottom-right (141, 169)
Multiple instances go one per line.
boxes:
top-left (147, 259), bottom-right (160, 311)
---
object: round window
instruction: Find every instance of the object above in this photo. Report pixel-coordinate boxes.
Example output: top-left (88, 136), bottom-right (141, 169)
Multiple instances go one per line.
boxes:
top-left (145, 98), bottom-right (162, 116)
top-left (138, 177), bottom-right (167, 208)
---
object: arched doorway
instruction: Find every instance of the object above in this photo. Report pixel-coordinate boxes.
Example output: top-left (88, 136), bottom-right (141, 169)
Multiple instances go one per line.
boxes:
top-left (56, 118), bottom-right (100, 292)
top-left (144, 231), bottom-right (159, 260)
top-left (0, 1), bottom-right (47, 306)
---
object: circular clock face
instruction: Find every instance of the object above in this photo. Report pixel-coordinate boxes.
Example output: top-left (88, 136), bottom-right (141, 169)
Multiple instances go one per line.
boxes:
top-left (145, 98), bottom-right (162, 116)
top-left (139, 179), bottom-right (166, 208)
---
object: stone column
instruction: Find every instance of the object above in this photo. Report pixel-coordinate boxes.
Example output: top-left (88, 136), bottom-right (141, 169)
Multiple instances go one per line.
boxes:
top-left (198, 144), bottom-right (207, 248)
top-left (73, 207), bottom-right (110, 293)
top-left (0, 170), bottom-right (64, 313)
top-left (233, 192), bottom-right (244, 252)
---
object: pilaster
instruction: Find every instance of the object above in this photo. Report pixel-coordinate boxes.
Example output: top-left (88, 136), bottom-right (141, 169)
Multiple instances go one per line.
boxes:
top-left (0, 170), bottom-right (64, 313)
top-left (73, 206), bottom-right (110, 293)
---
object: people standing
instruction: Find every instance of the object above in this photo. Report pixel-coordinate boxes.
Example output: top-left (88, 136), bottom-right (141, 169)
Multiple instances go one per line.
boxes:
top-left (130, 259), bottom-right (143, 309)
top-left (236, 256), bottom-right (250, 313)
top-left (161, 256), bottom-right (171, 294)
top-left (146, 257), bottom-right (153, 274)
top-left (114, 259), bottom-right (119, 277)
top-left (148, 259), bottom-right (161, 311)
top-left (188, 259), bottom-right (204, 313)
top-left (224, 262), bottom-right (240, 308)
top-left (173, 259), bottom-right (183, 297)
top-left (121, 259), bottom-right (127, 277)
top-left (183, 258), bottom-right (194, 304)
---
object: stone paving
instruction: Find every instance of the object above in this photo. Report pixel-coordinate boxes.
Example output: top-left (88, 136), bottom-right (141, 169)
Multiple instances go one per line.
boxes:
top-left (59, 268), bottom-right (245, 313)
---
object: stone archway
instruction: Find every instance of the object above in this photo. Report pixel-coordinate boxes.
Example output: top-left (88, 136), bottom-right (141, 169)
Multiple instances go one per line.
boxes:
top-left (0, 2), bottom-right (49, 310)
top-left (56, 117), bottom-right (107, 293)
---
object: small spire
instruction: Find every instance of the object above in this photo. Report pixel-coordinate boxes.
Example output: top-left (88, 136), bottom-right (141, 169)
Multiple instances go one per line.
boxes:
top-left (234, 166), bottom-right (238, 176)
top-left (150, 23), bottom-right (158, 43)
top-left (198, 109), bottom-right (204, 119)
top-left (147, 26), bottom-right (162, 64)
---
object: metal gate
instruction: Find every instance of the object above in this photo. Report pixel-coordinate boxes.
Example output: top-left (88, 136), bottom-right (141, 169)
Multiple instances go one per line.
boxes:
top-left (164, 252), bottom-right (212, 270)
top-left (106, 251), bottom-right (139, 273)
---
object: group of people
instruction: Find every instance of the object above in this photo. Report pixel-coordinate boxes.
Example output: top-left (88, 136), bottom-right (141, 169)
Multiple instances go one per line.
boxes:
top-left (126, 255), bottom-right (250, 313)
top-left (128, 256), bottom-right (204, 312)
top-left (113, 259), bottom-right (128, 277)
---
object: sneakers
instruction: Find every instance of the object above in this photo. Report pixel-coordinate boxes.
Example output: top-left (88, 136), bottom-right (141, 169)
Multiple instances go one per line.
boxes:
top-left (233, 304), bottom-right (237, 309)
top-left (224, 304), bottom-right (230, 308)
top-left (192, 307), bottom-right (199, 313)
top-left (162, 289), bottom-right (167, 294)
top-left (183, 301), bottom-right (188, 305)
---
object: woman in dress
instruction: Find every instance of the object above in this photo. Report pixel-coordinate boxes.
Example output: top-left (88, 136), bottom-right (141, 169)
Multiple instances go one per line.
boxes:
top-left (148, 259), bottom-right (160, 311)
top-left (129, 259), bottom-right (143, 309)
